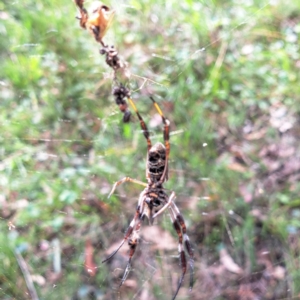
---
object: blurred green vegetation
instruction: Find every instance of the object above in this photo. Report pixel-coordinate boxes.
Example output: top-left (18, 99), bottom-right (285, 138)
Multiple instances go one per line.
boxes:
top-left (1, 0), bottom-right (300, 299)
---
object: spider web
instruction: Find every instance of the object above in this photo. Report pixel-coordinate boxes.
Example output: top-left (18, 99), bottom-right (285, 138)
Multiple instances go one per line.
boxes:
top-left (1, 0), bottom-right (299, 299)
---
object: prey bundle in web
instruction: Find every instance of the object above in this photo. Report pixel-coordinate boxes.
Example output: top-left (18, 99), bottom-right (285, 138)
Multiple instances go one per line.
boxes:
top-left (74, 0), bottom-right (131, 122)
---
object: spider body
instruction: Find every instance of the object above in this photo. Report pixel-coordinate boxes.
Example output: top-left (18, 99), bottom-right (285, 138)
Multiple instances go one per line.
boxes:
top-left (147, 142), bottom-right (168, 183)
top-left (103, 98), bottom-right (194, 300)
top-left (140, 184), bottom-right (168, 224)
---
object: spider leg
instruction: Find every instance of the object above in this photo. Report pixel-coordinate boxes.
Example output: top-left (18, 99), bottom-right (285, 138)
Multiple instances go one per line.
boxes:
top-left (171, 202), bottom-right (194, 291)
top-left (128, 98), bottom-right (152, 151)
top-left (169, 206), bottom-right (187, 300)
top-left (150, 97), bottom-right (170, 184)
top-left (108, 177), bottom-right (147, 198)
top-left (152, 192), bottom-right (194, 291)
top-left (120, 257), bottom-right (132, 287)
top-left (119, 221), bottom-right (141, 287)
top-left (152, 191), bottom-right (176, 219)
top-left (102, 208), bottom-right (141, 263)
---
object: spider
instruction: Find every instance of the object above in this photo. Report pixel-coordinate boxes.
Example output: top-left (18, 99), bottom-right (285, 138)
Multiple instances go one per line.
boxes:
top-left (102, 97), bottom-right (194, 300)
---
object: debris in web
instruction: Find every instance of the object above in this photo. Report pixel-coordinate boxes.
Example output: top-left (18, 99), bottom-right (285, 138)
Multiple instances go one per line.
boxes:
top-left (73, 0), bottom-right (132, 122)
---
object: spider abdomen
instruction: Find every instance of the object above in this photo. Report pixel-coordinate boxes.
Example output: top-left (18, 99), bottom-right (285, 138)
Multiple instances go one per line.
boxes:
top-left (147, 142), bottom-right (167, 182)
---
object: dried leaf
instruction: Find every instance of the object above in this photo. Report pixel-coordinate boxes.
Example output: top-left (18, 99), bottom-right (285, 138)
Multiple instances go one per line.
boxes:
top-left (227, 162), bottom-right (248, 173)
top-left (272, 266), bottom-right (285, 280)
top-left (31, 275), bottom-right (46, 286)
top-left (245, 128), bottom-right (267, 140)
top-left (219, 248), bottom-right (243, 274)
top-left (84, 239), bottom-right (97, 276)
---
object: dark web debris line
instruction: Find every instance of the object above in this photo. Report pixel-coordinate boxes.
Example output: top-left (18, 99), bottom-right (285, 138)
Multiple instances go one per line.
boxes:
top-left (73, 0), bottom-right (132, 122)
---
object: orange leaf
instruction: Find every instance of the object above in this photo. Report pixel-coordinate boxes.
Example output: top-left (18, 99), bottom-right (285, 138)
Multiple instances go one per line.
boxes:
top-left (84, 239), bottom-right (97, 277)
